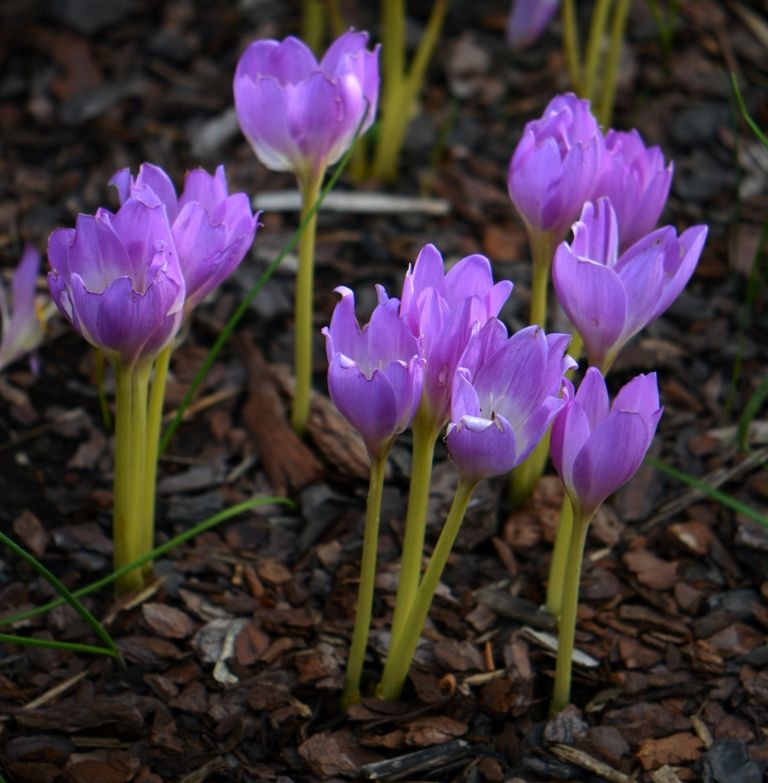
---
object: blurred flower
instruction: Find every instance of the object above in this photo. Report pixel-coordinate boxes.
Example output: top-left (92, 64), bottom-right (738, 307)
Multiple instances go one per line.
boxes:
top-left (398, 244), bottom-right (513, 428)
top-left (48, 192), bottom-right (185, 368)
top-left (446, 322), bottom-right (573, 482)
top-left (507, 0), bottom-right (561, 48)
top-left (550, 367), bottom-right (662, 520)
top-left (323, 286), bottom-right (423, 456)
top-left (592, 129), bottom-right (674, 251)
top-left (508, 93), bottom-right (604, 239)
top-left (234, 30), bottom-right (380, 182)
top-left (110, 163), bottom-right (259, 312)
top-left (0, 244), bottom-right (47, 371)
top-left (553, 198), bottom-right (707, 370)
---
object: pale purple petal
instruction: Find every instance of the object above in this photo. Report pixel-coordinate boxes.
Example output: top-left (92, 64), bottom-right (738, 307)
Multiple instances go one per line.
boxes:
top-left (571, 410), bottom-right (653, 518)
top-left (507, 0), bottom-right (560, 48)
top-left (552, 241), bottom-right (627, 368)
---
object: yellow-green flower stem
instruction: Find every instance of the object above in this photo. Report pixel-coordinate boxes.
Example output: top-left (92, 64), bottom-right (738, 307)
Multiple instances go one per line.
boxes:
top-left (378, 477), bottom-right (477, 701)
top-left (528, 228), bottom-right (558, 329)
top-left (113, 360), bottom-right (152, 594)
top-left (508, 427), bottom-right (551, 510)
top-left (343, 450), bottom-right (388, 707)
top-left (291, 171), bottom-right (325, 436)
top-left (142, 343), bottom-right (172, 581)
top-left (582, 0), bottom-right (614, 104)
top-left (371, 0), bottom-right (450, 183)
top-left (388, 409), bottom-right (441, 650)
top-left (550, 507), bottom-right (592, 714)
top-left (596, 0), bottom-right (630, 127)
top-left (301, 0), bottom-right (325, 55)
top-left (94, 349), bottom-right (112, 431)
top-left (562, 0), bottom-right (582, 93)
top-left (546, 494), bottom-right (574, 617)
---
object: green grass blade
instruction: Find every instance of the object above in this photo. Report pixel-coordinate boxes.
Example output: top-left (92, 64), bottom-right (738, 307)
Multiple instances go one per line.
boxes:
top-left (731, 72), bottom-right (768, 148)
top-left (159, 107), bottom-right (372, 455)
top-left (645, 455), bottom-right (768, 529)
top-left (0, 495), bottom-right (292, 628)
top-left (0, 633), bottom-right (115, 657)
top-left (0, 531), bottom-right (120, 660)
top-left (738, 372), bottom-right (768, 452)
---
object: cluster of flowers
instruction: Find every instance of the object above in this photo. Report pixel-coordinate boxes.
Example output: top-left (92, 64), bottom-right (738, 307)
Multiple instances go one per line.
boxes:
top-left (326, 91), bottom-right (706, 706)
top-left (46, 163), bottom-right (259, 592)
top-left (509, 93), bottom-right (707, 369)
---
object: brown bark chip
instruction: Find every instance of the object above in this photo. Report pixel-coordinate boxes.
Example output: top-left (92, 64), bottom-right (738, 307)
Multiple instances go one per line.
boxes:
top-left (636, 732), bottom-right (704, 770)
top-left (141, 603), bottom-right (195, 640)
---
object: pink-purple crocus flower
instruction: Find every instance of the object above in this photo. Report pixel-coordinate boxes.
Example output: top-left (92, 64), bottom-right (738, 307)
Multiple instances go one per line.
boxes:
top-left (0, 244), bottom-right (46, 372)
top-left (323, 286), bottom-right (424, 457)
top-left (550, 367), bottom-right (663, 521)
top-left (399, 243), bottom-right (513, 428)
top-left (48, 192), bottom-right (185, 368)
top-left (508, 93), bottom-right (604, 239)
top-left (507, 0), bottom-right (561, 49)
top-left (552, 198), bottom-right (708, 370)
top-left (234, 30), bottom-right (380, 182)
top-left (110, 163), bottom-right (259, 313)
top-left (592, 129), bottom-right (674, 252)
top-left (446, 321), bottom-right (573, 482)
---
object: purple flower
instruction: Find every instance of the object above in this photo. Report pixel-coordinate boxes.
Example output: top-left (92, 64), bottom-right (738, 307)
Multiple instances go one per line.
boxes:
top-left (508, 93), bottom-right (604, 239)
top-left (399, 243), bottom-right (513, 428)
top-left (110, 163), bottom-right (259, 312)
top-left (446, 322), bottom-right (572, 482)
top-left (550, 368), bottom-right (662, 520)
top-left (323, 286), bottom-right (423, 456)
top-left (592, 129), bottom-right (674, 252)
top-left (234, 31), bottom-right (380, 180)
top-left (507, 0), bottom-right (561, 48)
top-left (0, 244), bottom-right (46, 371)
top-left (552, 198), bottom-right (707, 370)
top-left (48, 192), bottom-right (185, 368)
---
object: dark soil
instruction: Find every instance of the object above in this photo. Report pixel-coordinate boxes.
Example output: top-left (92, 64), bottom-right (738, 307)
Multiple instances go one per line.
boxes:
top-left (1, 1), bottom-right (767, 781)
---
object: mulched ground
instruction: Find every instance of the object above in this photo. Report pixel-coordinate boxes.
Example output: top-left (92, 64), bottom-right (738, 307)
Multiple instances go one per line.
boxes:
top-left (1, 1), bottom-right (767, 781)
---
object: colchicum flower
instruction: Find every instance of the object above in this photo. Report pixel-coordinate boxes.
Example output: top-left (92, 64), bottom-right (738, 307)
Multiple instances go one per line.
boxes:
top-left (548, 366), bottom-right (662, 713)
top-left (507, 0), bottom-right (561, 49)
top-left (234, 30), bottom-right (380, 181)
top-left (110, 163), bottom-right (259, 313)
top-left (324, 284), bottom-right (423, 706)
top-left (446, 322), bottom-right (572, 482)
top-left (48, 191), bottom-right (185, 368)
top-left (323, 285), bottom-right (423, 457)
top-left (0, 244), bottom-right (47, 371)
top-left (399, 243), bottom-right (513, 428)
top-left (508, 93), bottom-right (604, 239)
top-left (550, 367), bottom-right (663, 521)
top-left (552, 198), bottom-right (707, 370)
top-left (592, 129), bottom-right (674, 252)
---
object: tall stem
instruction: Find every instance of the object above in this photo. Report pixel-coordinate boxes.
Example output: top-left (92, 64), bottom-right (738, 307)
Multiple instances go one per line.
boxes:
top-left (113, 360), bottom-right (151, 594)
top-left (378, 478), bottom-right (477, 701)
top-left (343, 451), bottom-right (388, 706)
top-left (291, 171), bottom-right (324, 436)
top-left (562, 0), bottom-right (582, 93)
top-left (388, 411), bottom-right (440, 649)
top-left (546, 495), bottom-right (574, 616)
top-left (528, 228), bottom-right (557, 328)
top-left (596, 0), bottom-right (630, 127)
top-left (301, 0), bottom-right (325, 55)
top-left (371, 0), bottom-right (450, 182)
top-left (582, 0), bottom-right (614, 103)
top-left (142, 344), bottom-right (172, 581)
top-left (508, 428), bottom-right (551, 510)
top-left (550, 510), bottom-right (591, 714)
